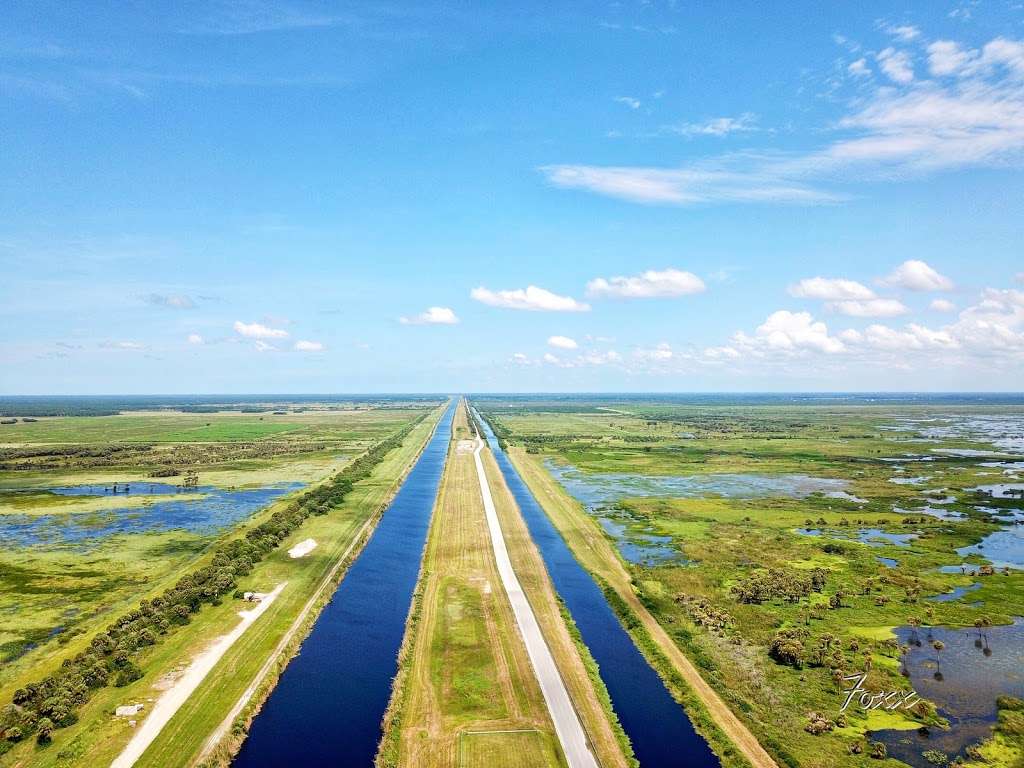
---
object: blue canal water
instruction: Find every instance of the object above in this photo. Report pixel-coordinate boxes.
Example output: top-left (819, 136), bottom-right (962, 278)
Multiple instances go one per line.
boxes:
top-left (233, 402), bottom-right (454, 768)
top-left (474, 410), bottom-right (719, 768)
top-left (1, 482), bottom-right (303, 547)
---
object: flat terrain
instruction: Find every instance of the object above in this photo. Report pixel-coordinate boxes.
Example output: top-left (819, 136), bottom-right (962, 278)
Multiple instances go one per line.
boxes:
top-left (379, 403), bottom-right (630, 768)
top-left (0, 401), bottom-right (444, 767)
top-left (478, 400), bottom-right (1024, 768)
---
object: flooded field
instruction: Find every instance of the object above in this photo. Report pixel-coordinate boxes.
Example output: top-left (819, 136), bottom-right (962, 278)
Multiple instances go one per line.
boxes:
top-left (876, 619), bottom-right (1024, 765)
top-left (0, 482), bottom-right (303, 547)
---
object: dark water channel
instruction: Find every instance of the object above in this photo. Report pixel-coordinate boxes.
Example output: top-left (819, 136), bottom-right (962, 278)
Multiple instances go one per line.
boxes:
top-left (474, 409), bottom-right (719, 768)
top-left (233, 402), bottom-right (454, 767)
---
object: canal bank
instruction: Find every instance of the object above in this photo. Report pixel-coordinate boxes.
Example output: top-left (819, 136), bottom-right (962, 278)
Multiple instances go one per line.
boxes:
top-left (232, 401), bottom-right (456, 767)
top-left (472, 408), bottom-right (720, 768)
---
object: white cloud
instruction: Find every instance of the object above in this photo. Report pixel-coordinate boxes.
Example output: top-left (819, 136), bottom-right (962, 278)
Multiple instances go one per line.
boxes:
top-left (294, 340), bottom-right (324, 352)
top-left (882, 260), bottom-right (954, 291)
top-left (635, 342), bottom-right (674, 361)
top-left (254, 340), bottom-right (276, 352)
top-left (665, 113), bottom-right (758, 137)
top-left (541, 163), bottom-right (838, 205)
top-left (885, 24), bottom-right (920, 43)
top-left (543, 35), bottom-right (1024, 207)
top-left (399, 306), bottom-right (459, 325)
top-left (703, 345), bottom-right (740, 359)
top-left (615, 96), bottom-right (641, 110)
top-left (144, 293), bottom-right (195, 309)
top-left (548, 335), bottom-right (578, 349)
top-left (735, 310), bottom-right (846, 354)
top-left (852, 323), bottom-right (959, 351)
top-left (587, 268), bottom-right (706, 298)
top-left (543, 352), bottom-right (560, 365)
top-left (471, 285), bottom-right (590, 312)
top-left (1016, 272), bottom-right (1024, 284)
top-left (877, 47), bottom-right (915, 84)
top-left (234, 320), bottom-right (289, 339)
top-left (927, 40), bottom-right (976, 76)
top-left (789, 277), bottom-right (875, 301)
top-left (848, 58), bottom-right (871, 77)
top-left (930, 298), bottom-right (957, 312)
top-left (187, 333), bottom-right (204, 345)
top-left (826, 298), bottom-right (909, 317)
top-left (511, 352), bottom-right (530, 365)
top-left (579, 350), bottom-right (622, 366)
top-left (102, 340), bottom-right (146, 351)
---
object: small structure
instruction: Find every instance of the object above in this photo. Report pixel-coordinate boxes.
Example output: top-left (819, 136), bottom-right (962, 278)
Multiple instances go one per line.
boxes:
top-left (242, 592), bottom-right (267, 602)
top-left (115, 704), bottom-right (145, 717)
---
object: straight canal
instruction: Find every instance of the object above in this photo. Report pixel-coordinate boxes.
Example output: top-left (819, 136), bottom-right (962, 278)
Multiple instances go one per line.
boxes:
top-left (473, 407), bottom-right (720, 768)
top-left (233, 401), bottom-right (455, 767)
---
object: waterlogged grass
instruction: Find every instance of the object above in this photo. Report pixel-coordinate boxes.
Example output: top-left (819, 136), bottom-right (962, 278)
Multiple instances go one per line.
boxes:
top-left (484, 401), bottom-right (1024, 768)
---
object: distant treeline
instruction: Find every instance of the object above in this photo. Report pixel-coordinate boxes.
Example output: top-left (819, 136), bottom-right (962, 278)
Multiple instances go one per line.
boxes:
top-left (0, 410), bottom-right (431, 752)
top-left (0, 395), bottom-right (447, 418)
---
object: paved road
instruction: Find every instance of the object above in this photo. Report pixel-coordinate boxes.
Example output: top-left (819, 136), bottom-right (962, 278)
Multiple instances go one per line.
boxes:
top-left (472, 437), bottom-right (599, 768)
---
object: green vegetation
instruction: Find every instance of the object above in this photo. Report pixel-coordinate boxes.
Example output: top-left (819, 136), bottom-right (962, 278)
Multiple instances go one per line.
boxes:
top-left (0, 411), bottom-right (429, 753)
top-left (479, 400), bottom-right (1024, 768)
top-left (0, 400), bottom-right (444, 767)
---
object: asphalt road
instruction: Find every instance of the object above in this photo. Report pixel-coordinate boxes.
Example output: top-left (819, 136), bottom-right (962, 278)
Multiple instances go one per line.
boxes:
top-left (473, 437), bottom-right (599, 768)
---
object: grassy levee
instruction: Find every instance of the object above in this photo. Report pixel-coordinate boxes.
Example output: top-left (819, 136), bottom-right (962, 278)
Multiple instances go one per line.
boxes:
top-left (378, 402), bottom-right (630, 768)
top-left (482, 443), bottom-right (633, 768)
top-left (508, 446), bottom-right (774, 768)
top-left (1, 405), bottom-right (444, 768)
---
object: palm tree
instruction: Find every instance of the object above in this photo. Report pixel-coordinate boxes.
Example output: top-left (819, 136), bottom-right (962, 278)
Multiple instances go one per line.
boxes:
top-left (932, 640), bottom-right (945, 681)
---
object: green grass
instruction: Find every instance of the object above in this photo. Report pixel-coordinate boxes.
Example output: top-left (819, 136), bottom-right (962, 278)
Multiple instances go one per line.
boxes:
top-left (458, 730), bottom-right (561, 768)
top-left (481, 401), bottom-right (1024, 768)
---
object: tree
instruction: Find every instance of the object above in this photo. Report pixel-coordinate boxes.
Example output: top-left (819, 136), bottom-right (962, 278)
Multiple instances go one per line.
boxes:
top-left (36, 717), bottom-right (54, 744)
top-left (932, 640), bottom-right (945, 681)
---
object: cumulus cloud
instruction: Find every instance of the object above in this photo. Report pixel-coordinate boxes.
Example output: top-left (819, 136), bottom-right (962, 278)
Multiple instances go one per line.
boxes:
top-left (144, 293), bottom-right (195, 309)
top-left (734, 310), bottom-right (845, 354)
top-left (826, 298), bottom-right (909, 317)
top-left (234, 320), bottom-right (289, 339)
top-left (848, 323), bottom-right (959, 351)
top-left (884, 24), bottom-right (920, 43)
top-left (930, 298), bottom-right (957, 312)
top-left (543, 352), bottom-right (560, 365)
top-left (187, 333), bottom-right (204, 345)
top-left (789, 277), bottom-right (907, 316)
top-left (877, 47), bottom-right (915, 84)
top-left (927, 40), bottom-right (976, 76)
top-left (789, 277), bottom-right (876, 301)
top-left (471, 285), bottom-right (590, 312)
top-left (586, 268), bottom-right (706, 298)
top-left (615, 96), bottom-right (641, 109)
top-left (399, 306), bottom-right (459, 325)
top-left (882, 260), bottom-right (955, 291)
top-left (848, 58), bottom-right (871, 77)
top-left (294, 340), bottom-right (324, 352)
top-left (548, 335), bottom-right (578, 349)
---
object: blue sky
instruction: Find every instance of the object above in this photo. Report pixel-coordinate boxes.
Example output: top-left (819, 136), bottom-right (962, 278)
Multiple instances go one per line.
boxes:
top-left (2, 1), bottom-right (1023, 394)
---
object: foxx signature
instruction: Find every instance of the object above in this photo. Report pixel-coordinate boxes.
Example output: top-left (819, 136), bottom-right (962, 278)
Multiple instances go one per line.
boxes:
top-left (840, 673), bottom-right (921, 713)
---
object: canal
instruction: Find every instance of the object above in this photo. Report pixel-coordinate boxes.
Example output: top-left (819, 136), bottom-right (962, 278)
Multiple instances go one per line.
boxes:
top-left (473, 407), bottom-right (719, 768)
top-left (233, 401), bottom-right (455, 767)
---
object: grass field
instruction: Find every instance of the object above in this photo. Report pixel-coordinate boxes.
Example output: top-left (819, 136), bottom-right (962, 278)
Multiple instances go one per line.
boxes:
top-left (0, 401), bottom-right (445, 767)
top-left (479, 401), bottom-right (1024, 768)
top-left (377, 402), bottom-right (630, 768)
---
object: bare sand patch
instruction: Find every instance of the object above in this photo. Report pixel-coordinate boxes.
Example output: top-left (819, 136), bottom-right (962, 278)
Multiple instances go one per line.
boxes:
top-left (288, 538), bottom-right (317, 558)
